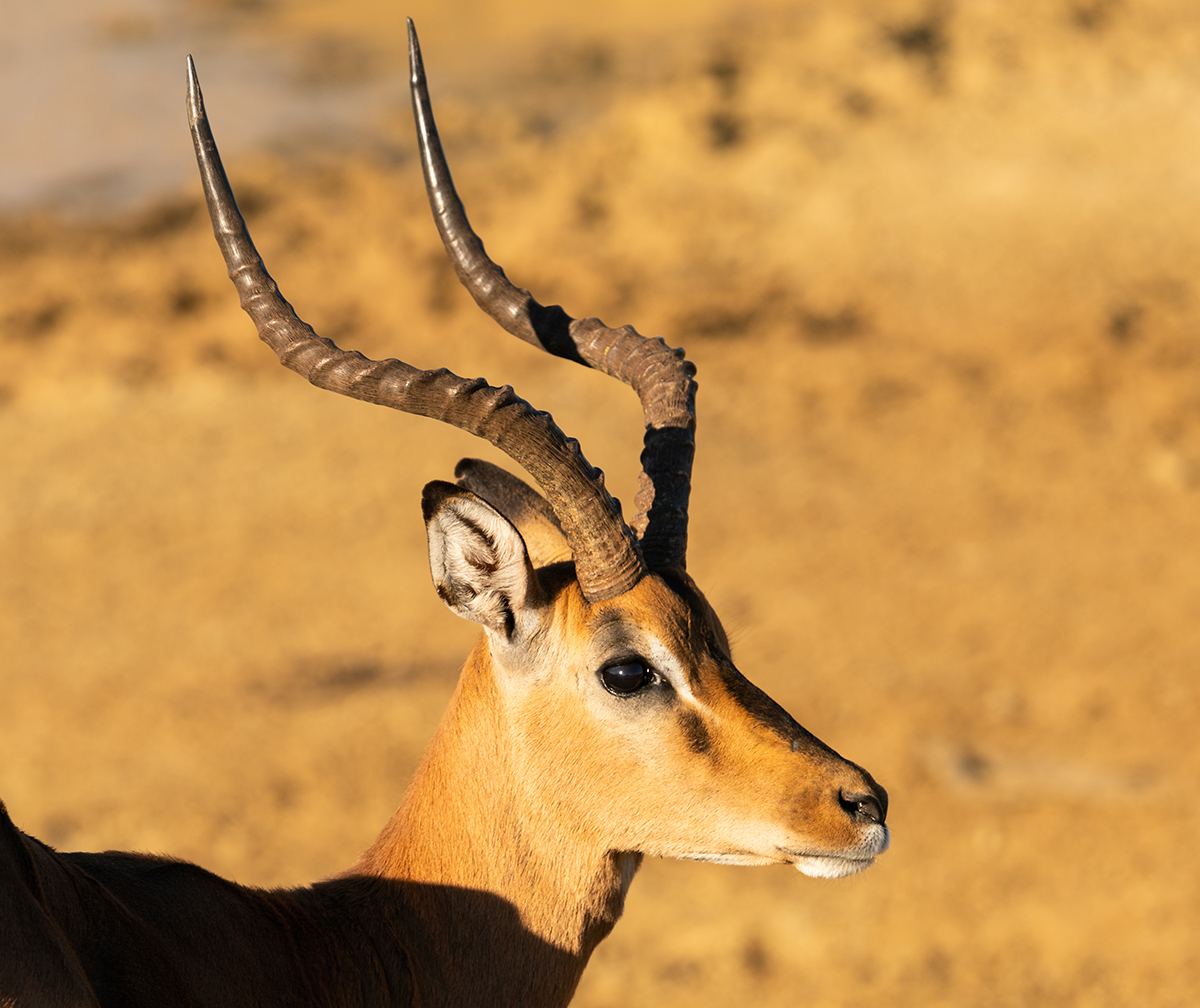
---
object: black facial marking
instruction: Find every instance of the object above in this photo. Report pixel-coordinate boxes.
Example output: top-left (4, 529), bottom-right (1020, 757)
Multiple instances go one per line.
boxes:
top-left (651, 570), bottom-right (835, 754)
top-left (723, 670), bottom-right (838, 756)
top-left (655, 569), bottom-right (732, 662)
top-left (677, 707), bottom-right (711, 755)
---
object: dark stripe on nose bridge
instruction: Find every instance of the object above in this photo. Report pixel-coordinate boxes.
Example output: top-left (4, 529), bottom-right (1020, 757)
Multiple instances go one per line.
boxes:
top-left (677, 707), bottom-right (711, 755)
top-left (722, 667), bottom-right (835, 755)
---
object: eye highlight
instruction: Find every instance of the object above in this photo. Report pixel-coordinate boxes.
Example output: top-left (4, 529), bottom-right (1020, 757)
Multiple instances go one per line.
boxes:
top-left (599, 662), bottom-right (654, 696)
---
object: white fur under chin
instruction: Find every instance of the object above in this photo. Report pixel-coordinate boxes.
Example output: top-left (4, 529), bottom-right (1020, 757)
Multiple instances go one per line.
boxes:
top-left (792, 855), bottom-right (876, 879)
top-left (791, 821), bottom-right (891, 877)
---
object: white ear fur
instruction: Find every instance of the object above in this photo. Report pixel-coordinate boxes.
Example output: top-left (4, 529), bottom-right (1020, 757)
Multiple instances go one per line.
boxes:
top-left (422, 482), bottom-right (540, 639)
top-left (454, 458), bottom-right (571, 568)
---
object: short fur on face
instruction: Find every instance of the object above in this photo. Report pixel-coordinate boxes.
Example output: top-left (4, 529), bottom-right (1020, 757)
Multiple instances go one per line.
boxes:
top-left (421, 473), bottom-right (888, 881)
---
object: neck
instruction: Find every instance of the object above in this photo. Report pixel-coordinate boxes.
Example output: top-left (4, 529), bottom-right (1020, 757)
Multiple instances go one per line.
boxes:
top-left (344, 641), bottom-right (640, 1008)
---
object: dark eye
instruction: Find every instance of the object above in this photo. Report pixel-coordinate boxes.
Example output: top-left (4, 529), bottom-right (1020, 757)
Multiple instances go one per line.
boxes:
top-left (599, 662), bottom-right (653, 696)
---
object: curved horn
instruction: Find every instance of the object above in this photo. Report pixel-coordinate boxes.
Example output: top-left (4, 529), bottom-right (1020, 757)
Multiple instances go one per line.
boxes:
top-left (455, 458), bottom-right (571, 568)
top-left (407, 20), bottom-right (697, 571)
top-left (186, 56), bottom-right (645, 602)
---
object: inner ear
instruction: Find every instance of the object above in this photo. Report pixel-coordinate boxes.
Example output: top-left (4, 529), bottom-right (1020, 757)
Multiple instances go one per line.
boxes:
top-left (422, 481), bottom-right (542, 639)
top-left (454, 458), bottom-right (571, 568)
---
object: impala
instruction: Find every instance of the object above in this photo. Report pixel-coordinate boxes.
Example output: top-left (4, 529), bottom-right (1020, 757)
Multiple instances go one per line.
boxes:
top-left (0, 22), bottom-right (888, 1007)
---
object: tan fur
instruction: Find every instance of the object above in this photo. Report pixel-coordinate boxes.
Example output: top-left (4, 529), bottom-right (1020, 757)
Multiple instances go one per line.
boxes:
top-left (0, 35), bottom-right (886, 1004)
top-left (0, 462), bottom-right (886, 1008)
top-left (347, 558), bottom-right (887, 990)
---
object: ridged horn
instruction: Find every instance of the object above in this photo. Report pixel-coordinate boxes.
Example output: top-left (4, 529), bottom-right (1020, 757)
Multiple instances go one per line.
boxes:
top-left (407, 19), bottom-right (697, 570)
top-left (186, 55), bottom-right (645, 602)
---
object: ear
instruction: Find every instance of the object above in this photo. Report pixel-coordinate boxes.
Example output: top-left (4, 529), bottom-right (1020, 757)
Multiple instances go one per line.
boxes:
top-left (422, 481), bottom-right (542, 639)
top-left (454, 458), bottom-right (571, 568)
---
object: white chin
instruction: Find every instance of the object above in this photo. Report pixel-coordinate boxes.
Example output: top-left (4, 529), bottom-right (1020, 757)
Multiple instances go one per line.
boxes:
top-left (792, 855), bottom-right (875, 879)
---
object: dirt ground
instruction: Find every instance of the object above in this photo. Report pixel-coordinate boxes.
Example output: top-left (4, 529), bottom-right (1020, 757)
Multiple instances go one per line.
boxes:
top-left (3, 1), bottom-right (1200, 1004)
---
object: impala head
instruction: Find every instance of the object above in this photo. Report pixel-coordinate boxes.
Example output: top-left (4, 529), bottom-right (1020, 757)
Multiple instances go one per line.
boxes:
top-left (423, 472), bottom-right (887, 877)
top-left (186, 21), bottom-right (887, 880)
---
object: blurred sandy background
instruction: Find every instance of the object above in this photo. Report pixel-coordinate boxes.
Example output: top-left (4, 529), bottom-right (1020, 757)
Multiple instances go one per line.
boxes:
top-left (3, 0), bottom-right (1200, 1004)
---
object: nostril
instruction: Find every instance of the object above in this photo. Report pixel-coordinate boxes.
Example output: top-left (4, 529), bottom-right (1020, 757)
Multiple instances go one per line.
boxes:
top-left (839, 790), bottom-right (884, 825)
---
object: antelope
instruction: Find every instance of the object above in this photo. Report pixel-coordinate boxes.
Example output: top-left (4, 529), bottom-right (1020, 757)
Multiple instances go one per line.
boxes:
top-left (0, 21), bottom-right (888, 1008)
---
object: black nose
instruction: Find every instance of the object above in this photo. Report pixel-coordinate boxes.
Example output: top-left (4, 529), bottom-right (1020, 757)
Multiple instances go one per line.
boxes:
top-left (839, 790), bottom-right (885, 825)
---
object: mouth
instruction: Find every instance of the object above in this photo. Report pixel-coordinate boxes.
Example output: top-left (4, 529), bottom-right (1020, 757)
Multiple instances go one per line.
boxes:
top-left (788, 853), bottom-right (877, 879)
top-left (783, 825), bottom-right (890, 879)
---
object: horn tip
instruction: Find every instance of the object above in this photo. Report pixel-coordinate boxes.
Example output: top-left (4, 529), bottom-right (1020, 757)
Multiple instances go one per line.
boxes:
top-left (408, 19), bottom-right (423, 81)
top-left (186, 55), bottom-right (203, 122)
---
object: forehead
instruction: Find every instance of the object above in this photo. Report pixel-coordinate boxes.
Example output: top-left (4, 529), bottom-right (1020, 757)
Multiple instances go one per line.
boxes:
top-left (581, 572), bottom-right (729, 664)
